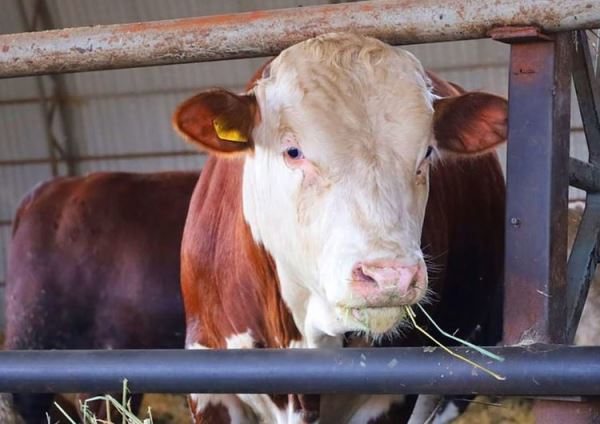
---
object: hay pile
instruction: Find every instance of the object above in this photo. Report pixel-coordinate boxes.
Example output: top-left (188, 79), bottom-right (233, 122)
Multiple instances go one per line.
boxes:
top-left (51, 391), bottom-right (190, 424)
top-left (31, 391), bottom-right (536, 423)
top-left (139, 395), bottom-right (190, 424)
top-left (133, 394), bottom-right (535, 423)
top-left (452, 396), bottom-right (534, 424)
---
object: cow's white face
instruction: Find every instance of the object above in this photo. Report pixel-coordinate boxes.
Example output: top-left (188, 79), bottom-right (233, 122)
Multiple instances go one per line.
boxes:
top-left (243, 34), bottom-right (434, 340)
top-left (174, 33), bottom-right (507, 346)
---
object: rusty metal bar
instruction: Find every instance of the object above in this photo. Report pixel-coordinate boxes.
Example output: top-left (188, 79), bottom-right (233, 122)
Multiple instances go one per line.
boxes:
top-left (0, 0), bottom-right (598, 77)
top-left (503, 32), bottom-right (572, 345)
top-left (500, 30), bottom-right (600, 423)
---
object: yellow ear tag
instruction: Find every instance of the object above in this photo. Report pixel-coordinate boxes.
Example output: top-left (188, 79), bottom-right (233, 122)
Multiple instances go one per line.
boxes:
top-left (213, 116), bottom-right (248, 143)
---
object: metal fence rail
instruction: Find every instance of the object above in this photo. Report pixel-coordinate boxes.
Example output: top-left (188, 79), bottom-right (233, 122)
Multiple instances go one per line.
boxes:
top-left (2, 345), bottom-right (600, 395)
top-left (0, 0), bottom-right (599, 77)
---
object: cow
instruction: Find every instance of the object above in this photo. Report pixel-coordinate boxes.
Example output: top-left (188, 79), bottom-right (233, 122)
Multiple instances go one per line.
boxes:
top-left (173, 33), bottom-right (507, 423)
top-left (4, 171), bottom-right (198, 423)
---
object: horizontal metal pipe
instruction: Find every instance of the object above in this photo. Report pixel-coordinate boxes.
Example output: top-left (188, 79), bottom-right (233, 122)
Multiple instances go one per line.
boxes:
top-left (0, 61), bottom-right (511, 105)
top-left (0, 84), bottom-right (244, 105)
top-left (0, 150), bottom-right (202, 166)
top-left (1, 0), bottom-right (599, 78)
top-left (2, 345), bottom-right (600, 395)
top-left (0, 157), bottom-right (52, 166)
top-left (75, 150), bottom-right (201, 162)
top-left (569, 157), bottom-right (600, 192)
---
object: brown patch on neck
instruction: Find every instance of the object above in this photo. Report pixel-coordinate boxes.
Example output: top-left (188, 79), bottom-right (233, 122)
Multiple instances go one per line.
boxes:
top-left (181, 156), bottom-right (300, 349)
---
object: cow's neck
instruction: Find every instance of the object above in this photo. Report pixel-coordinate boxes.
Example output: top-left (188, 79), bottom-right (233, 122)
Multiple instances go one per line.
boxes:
top-left (183, 156), bottom-right (301, 349)
top-left (239, 156), bottom-right (346, 349)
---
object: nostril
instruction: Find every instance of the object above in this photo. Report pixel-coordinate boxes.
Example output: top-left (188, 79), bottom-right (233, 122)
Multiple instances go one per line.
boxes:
top-left (352, 264), bottom-right (376, 284)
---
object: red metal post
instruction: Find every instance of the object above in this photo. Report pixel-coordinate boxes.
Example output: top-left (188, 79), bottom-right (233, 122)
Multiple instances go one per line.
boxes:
top-left (502, 30), bottom-right (572, 345)
top-left (497, 28), bottom-right (600, 422)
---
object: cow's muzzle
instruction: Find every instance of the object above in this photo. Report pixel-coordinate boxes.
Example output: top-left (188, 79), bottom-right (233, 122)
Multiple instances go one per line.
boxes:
top-left (347, 259), bottom-right (427, 307)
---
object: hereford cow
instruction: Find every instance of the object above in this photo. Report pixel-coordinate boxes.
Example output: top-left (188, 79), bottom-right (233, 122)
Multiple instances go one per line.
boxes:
top-left (4, 171), bottom-right (198, 423)
top-left (174, 33), bottom-right (507, 423)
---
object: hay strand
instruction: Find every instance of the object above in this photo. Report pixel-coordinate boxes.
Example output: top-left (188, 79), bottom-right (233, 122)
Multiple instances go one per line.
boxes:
top-left (405, 306), bottom-right (505, 381)
top-left (415, 304), bottom-right (504, 362)
top-left (54, 380), bottom-right (153, 424)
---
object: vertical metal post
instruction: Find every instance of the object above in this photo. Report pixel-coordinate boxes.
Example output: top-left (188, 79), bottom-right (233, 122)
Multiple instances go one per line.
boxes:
top-left (15, 0), bottom-right (79, 176)
top-left (503, 32), bottom-right (572, 346)
top-left (15, 0), bottom-right (58, 176)
top-left (501, 30), bottom-right (600, 423)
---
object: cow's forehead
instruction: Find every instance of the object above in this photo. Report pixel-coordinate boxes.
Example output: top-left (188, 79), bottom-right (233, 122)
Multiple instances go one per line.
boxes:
top-left (275, 33), bottom-right (424, 78)
top-left (254, 33), bottom-right (434, 165)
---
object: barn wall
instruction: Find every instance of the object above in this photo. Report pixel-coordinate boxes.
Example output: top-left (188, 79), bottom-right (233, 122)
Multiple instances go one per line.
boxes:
top-left (0, 0), bottom-right (594, 330)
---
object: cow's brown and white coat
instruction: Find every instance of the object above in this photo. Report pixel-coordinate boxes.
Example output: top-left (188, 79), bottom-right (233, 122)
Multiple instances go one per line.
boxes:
top-left (175, 33), bottom-right (507, 423)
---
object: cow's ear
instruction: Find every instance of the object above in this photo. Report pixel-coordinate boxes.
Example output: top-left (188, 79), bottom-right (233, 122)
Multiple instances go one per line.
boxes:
top-left (173, 90), bottom-right (257, 155)
top-left (433, 92), bottom-right (507, 154)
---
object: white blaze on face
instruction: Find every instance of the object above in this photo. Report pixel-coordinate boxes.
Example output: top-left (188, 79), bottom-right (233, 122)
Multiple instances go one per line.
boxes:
top-left (243, 33), bottom-right (435, 343)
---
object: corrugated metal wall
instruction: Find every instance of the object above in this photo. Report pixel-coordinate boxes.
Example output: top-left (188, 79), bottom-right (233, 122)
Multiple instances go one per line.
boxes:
top-left (0, 0), bottom-right (594, 329)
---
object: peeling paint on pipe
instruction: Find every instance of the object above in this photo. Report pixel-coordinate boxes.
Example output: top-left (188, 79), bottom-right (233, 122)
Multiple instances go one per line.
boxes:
top-left (0, 0), bottom-right (599, 77)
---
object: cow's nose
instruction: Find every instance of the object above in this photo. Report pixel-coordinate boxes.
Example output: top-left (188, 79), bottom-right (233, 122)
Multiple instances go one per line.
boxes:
top-left (351, 259), bottom-right (425, 297)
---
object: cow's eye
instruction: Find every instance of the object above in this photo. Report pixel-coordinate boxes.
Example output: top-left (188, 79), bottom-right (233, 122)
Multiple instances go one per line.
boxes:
top-left (416, 146), bottom-right (433, 182)
top-left (424, 146), bottom-right (433, 159)
top-left (285, 147), bottom-right (304, 160)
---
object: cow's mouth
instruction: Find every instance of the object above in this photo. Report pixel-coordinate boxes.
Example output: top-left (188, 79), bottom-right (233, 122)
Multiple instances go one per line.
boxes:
top-left (336, 305), bottom-right (408, 335)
